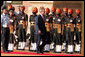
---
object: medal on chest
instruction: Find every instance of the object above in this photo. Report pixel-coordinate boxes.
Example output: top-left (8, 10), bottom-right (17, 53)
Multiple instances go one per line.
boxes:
top-left (70, 19), bottom-right (73, 22)
top-left (53, 17), bottom-right (55, 20)
top-left (10, 19), bottom-right (14, 23)
top-left (22, 16), bottom-right (24, 19)
top-left (58, 18), bottom-right (61, 22)
top-left (46, 19), bottom-right (49, 22)
top-left (78, 20), bottom-right (80, 22)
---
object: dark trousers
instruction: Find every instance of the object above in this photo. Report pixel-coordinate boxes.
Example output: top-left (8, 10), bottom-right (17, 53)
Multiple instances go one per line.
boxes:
top-left (62, 26), bottom-right (68, 43)
top-left (76, 28), bottom-right (81, 44)
top-left (54, 29), bottom-right (62, 45)
top-left (50, 28), bottom-right (54, 43)
top-left (62, 26), bottom-right (68, 51)
top-left (53, 29), bottom-right (62, 51)
top-left (18, 25), bottom-right (26, 42)
top-left (67, 28), bottom-right (74, 45)
top-left (29, 26), bottom-right (36, 50)
top-left (9, 34), bottom-right (14, 43)
top-left (2, 27), bottom-right (10, 51)
top-left (36, 33), bottom-right (47, 53)
top-left (30, 26), bottom-right (36, 43)
top-left (46, 32), bottom-right (51, 44)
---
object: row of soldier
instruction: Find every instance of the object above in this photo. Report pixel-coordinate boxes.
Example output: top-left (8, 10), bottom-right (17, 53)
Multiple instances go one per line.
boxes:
top-left (1, 5), bottom-right (82, 54)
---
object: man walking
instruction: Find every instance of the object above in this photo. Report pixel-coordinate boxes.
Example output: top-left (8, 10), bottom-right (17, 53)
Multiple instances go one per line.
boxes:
top-left (35, 7), bottom-right (47, 54)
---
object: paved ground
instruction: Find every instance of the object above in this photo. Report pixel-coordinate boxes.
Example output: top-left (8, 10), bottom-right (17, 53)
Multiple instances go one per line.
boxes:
top-left (1, 47), bottom-right (81, 56)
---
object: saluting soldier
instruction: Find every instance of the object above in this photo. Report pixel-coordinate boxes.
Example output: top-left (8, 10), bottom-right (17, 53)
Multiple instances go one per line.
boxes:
top-left (1, 6), bottom-right (10, 52)
top-left (29, 7), bottom-right (38, 51)
top-left (44, 8), bottom-right (51, 52)
top-left (17, 6), bottom-right (28, 50)
top-left (53, 8), bottom-right (62, 53)
top-left (50, 6), bottom-right (56, 50)
top-left (74, 9), bottom-right (82, 53)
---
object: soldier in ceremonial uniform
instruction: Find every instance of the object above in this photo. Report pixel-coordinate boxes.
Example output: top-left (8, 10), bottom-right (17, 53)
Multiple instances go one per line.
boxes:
top-left (53, 8), bottom-right (62, 53)
top-left (17, 6), bottom-right (28, 50)
top-left (8, 7), bottom-right (17, 52)
top-left (44, 8), bottom-right (51, 52)
top-left (62, 8), bottom-right (68, 52)
top-left (74, 9), bottom-right (82, 53)
top-left (50, 6), bottom-right (56, 50)
top-left (29, 7), bottom-right (38, 51)
top-left (67, 9), bottom-right (75, 54)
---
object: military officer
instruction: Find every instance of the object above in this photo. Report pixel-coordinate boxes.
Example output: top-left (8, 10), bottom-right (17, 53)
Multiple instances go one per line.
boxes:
top-left (53, 8), bottom-right (62, 53)
top-left (29, 7), bottom-right (38, 51)
top-left (50, 6), bottom-right (56, 50)
top-left (62, 8), bottom-right (68, 52)
top-left (17, 6), bottom-right (28, 50)
top-left (44, 8), bottom-right (51, 52)
top-left (67, 9), bottom-right (75, 54)
top-left (74, 9), bottom-right (82, 53)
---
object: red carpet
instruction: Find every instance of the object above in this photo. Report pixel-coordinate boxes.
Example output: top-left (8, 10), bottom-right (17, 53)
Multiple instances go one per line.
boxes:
top-left (1, 51), bottom-right (81, 56)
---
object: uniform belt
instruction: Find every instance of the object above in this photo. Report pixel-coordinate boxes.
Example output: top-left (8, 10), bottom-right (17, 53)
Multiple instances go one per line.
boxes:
top-left (64, 24), bottom-right (67, 26)
top-left (31, 23), bottom-right (35, 24)
top-left (19, 20), bottom-right (24, 24)
top-left (19, 23), bottom-right (24, 24)
top-left (31, 22), bottom-right (35, 23)
top-left (67, 24), bottom-right (71, 27)
top-left (31, 22), bottom-right (35, 26)
top-left (76, 24), bottom-right (80, 26)
top-left (53, 24), bottom-right (58, 29)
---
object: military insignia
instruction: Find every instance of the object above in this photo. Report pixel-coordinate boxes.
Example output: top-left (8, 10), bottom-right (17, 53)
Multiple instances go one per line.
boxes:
top-left (53, 17), bottom-right (55, 20)
top-left (46, 19), bottom-right (49, 21)
top-left (70, 20), bottom-right (72, 22)
top-left (20, 20), bottom-right (23, 23)
top-left (78, 20), bottom-right (80, 22)
top-left (58, 19), bottom-right (61, 22)
top-left (22, 17), bottom-right (24, 19)
top-left (10, 19), bottom-right (13, 22)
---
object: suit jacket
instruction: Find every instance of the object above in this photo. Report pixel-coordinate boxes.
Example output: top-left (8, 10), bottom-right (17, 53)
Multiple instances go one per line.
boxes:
top-left (35, 14), bottom-right (46, 35)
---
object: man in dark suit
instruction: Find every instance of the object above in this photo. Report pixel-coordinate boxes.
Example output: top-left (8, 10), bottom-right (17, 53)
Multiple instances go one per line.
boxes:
top-left (35, 7), bottom-right (47, 54)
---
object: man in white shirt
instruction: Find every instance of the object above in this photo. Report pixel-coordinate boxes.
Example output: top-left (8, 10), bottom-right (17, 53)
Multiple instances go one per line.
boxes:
top-left (1, 8), bottom-right (10, 53)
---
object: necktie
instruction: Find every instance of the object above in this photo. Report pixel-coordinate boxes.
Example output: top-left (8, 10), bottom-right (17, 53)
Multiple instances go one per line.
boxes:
top-left (42, 15), bottom-right (45, 22)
